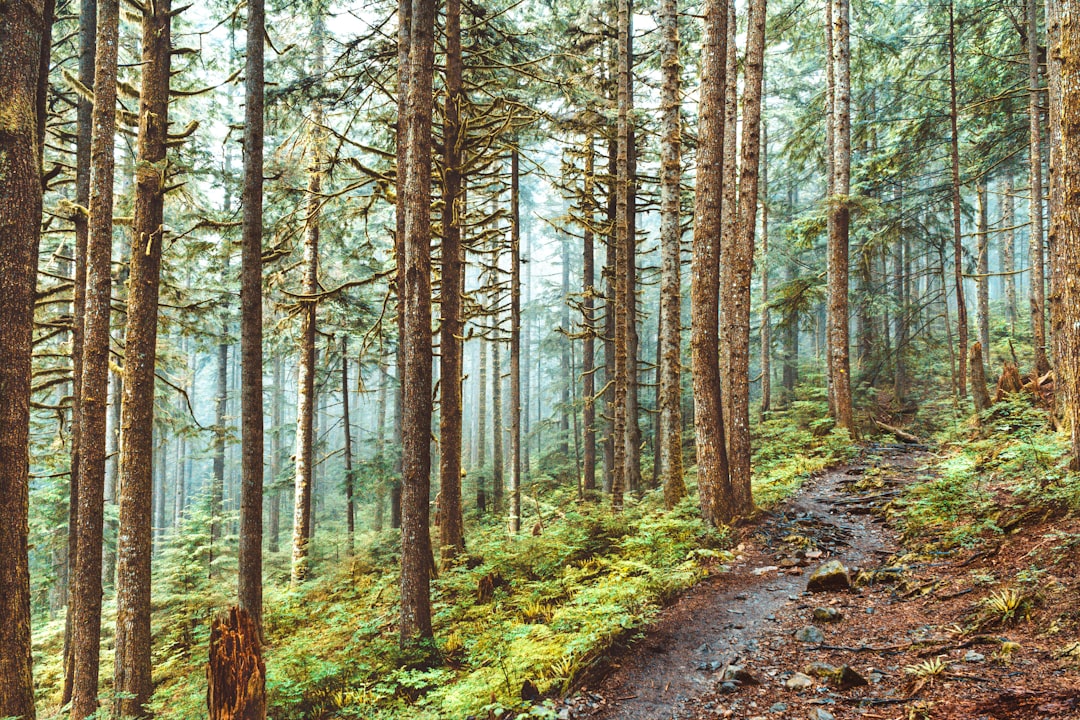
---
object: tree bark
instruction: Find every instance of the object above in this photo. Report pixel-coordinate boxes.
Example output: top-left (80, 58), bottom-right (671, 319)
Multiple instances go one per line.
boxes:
top-left (509, 150), bottom-right (523, 533)
top-left (291, 7), bottom-right (325, 585)
top-left (439, 0), bottom-right (465, 559)
top-left (399, 0), bottom-right (437, 646)
top-left (827, 0), bottom-right (855, 433)
top-left (491, 252), bottom-right (504, 514)
top-left (658, 0), bottom-right (686, 509)
top-left (63, 0), bottom-right (96, 698)
top-left (212, 321), bottom-right (228, 571)
top-left (612, 0), bottom-right (632, 511)
top-left (582, 137), bottom-right (597, 495)
top-left (71, 0), bottom-right (121, 708)
top-left (342, 340), bottom-right (355, 555)
top-left (759, 122), bottom-right (772, 419)
top-left (238, 0), bottom-right (266, 630)
top-left (691, 0), bottom-right (735, 527)
top-left (1002, 175), bottom-right (1017, 335)
top-left (1029, 0), bottom-right (1050, 375)
top-left (970, 342), bottom-right (992, 415)
top-left (268, 355), bottom-right (283, 553)
top-left (948, 0), bottom-right (969, 398)
top-left (207, 607), bottom-right (266, 720)
top-left (976, 178), bottom-right (990, 364)
top-left (476, 328), bottom-right (488, 513)
top-left (0, 1), bottom-right (44, 715)
top-left (113, 0), bottom-right (173, 710)
top-left (727, 0), bottom-right (767, 515)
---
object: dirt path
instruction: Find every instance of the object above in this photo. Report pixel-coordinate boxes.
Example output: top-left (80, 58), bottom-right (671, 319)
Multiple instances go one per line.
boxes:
top-left (558, 445), bottom-right (921, 720)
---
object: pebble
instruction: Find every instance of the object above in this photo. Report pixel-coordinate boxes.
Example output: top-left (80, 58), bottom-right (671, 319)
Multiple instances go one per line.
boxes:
top-left (964, 650), bottom-right (986, 663)
top-left (769, 702), bottom-right (788, 713)
top-left (785, 672), bottom-right (815, 690)
top-left (812, 607), bottom-right (843, 623)
top-left (808, 709), bottom-right (835, 720)
top-left (794, 625), bottom-right (826, 643)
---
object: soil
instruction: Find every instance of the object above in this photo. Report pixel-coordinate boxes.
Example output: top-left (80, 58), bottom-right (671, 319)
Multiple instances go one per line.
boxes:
top-left (557, 444), bottom-right (1080, 720)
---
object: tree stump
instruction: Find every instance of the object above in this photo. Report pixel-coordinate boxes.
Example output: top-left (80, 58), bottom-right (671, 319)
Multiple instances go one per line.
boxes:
top-left (995, 362), bottom-right (1024, 402)
top-left (208, 607), bottom-right (266, 720)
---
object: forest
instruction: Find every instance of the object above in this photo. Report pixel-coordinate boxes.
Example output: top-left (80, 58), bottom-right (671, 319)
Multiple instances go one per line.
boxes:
top-left (3, 0), bottom-right (1080, 716)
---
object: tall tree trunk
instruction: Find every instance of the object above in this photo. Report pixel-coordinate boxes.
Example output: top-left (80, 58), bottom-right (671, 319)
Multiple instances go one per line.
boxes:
top-left (719, 0), bottom-right (738, 432)
top-left (582, 138), bottom-right (597, 495)
top-left (827, 0), bottom-right (855, 433)
top-left (439, 0), bottom-right (465, 559)
top-left (624, 4), bottom-right (643, 497)
top-left (560, 235), bottom-right (571, 457)
top-left (509, 150), bottom-right (523, 533)
top-left (476, 331), bottom-right (488, 513)
top-left (268, 355), bottom-right (283, 553)
top-left (658, 0), bottom-right (686, 509)
top-left (1050, 0), bottom-right (1080, 467)
top-left (211, 323), bottom-right (228, 571)
top-left (491, 255), bottom-right (504, 514)
top-left (374, 360), bottom-right (389, 529)
top-left (612, 0), bottom-right (632, 511)
top-left (691, 0), bottom-right (734, 527)
top-left (113, 0), bottom-right (173, 701)
top-left (1029, 0), bottom-right (1050, 374)
top-left (976, 178), bottom-right (990, 363)
top-left (71, 0), bottom-right (121, 708)
top-left (824, 0), bottom-right (836, 416)
top-left (948, 0), bottom-right (969, 398)
top-left (63, 0), bottom-right (97, 697)
top-left (0, 1), bottom-right (43, 714)
top-left (1002, 175), bottom-right (1017, 335)
top-left (342, 340), bottom-right (355, 555)
top-left (894, 209), bottom-right (908, 402)
top-left (603, 136), bottom-right (617, 495)
top-left (399, 0), bottom-right (436, 646)
top-left (759, 122), bottom-right (772, 419)
top-left (726, 0), bottom-right (767, 515)
top-left (238, 0), bottom-right (266, 630)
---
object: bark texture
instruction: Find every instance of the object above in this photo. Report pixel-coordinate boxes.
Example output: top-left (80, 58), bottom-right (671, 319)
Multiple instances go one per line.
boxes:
top-left (0, 1), bottom-right (44, 716)
top-left (1029, 0), bottom-right (1050, 374)
top-left (207, 607), bottom-right (266, 720)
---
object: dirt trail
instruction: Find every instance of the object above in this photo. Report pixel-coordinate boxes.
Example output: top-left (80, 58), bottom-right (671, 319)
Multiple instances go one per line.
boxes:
top-left (561, 445), bottom-right (921, 720)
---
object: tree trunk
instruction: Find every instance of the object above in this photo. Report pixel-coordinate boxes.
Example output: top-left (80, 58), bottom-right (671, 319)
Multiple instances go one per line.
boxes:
top-left (439, 0), bottom-right (465, 559)
top-left (491, 256), bottom-right (504, 514)
top-left (342, 340), bottom-right (356, 555)
top-left (238, 0), bottom-right (266, 630)
top-left (268, 355), bottom-right (283, 553)
top-left (827, 0), bottom-right (855, 433)
top-left (391, 0), bottom-right (411, 534)
top-left (560, 236), bottom-right (571, 458)
top-left (291, 7), bottom-right (325, 585)
top-left (603, 135), bottom-right (617, 496)
top-left (212, 325), bottom-right (228, 570)
top-left (719, 0), bottom-right (738, 433)
top-left (759, 123), bottom-right (772, 419)
top-left (0, 1), bottom-right (44, 714)
top-left (658, 0), bottom-right (686, 510)
top-left (207, 607), bottom-right (266, 720)
top-left (71, 0), bottom-right (121, 708)
top-left (1049, 0), bottom-right (1080, 467)
top-left (374, 360), bottom-right (388, 530)
top-left (582, 137), bottom-right (597, 495)
top-left (824, 0), bottom-right (836, 417)
top-left (726, 0), bottom-right (767, 516)
top-left (612, 0), bottom-right (632, 511)
top-left (509, 150), bottom-right (523, 533)
top-left (691, 0), bottom-right (735, 527)
top-left (1002, 175), bottom-right (1017, 335)
top-left (970, 342), bottom-right (992, 415)
top-left (399, 0), bottom-right (436, 646)
top-left (948, 0), bottom-right (969, 398)
top-left (624, 6), bottom-right (643, 497)
top-left (113, 0), bottom-right (174, 693)
top-left (476, 330), bottom-right (488, 513)
top-left (976, 178), bottom-right (990, 364)
top-left (63, 0), bottom-right (96, 697)
top-left (1029, 0), bottom-right (1050, 375)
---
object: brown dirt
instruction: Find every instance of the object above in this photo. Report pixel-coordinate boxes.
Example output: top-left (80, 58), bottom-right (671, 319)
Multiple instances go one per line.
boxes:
top-left (557, 445), bottom-right (1080, 720)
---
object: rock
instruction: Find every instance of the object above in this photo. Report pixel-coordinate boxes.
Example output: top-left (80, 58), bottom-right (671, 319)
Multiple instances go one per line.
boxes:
top-left (779, 558), bottom-right (799, 568)
top-left (806, 549), bottom-right (823, 559)
top-left (717, 681), bottom-right (738, 694)
top-left (794, 625), bottom-right (826, 644)
top-left (521, 679), bottom-right (540, 701)
top-left (723, 666), bottom-right (761, 685)
top-left (753, 565), bottom-right (780, 576)
top-left (802, 661), bottom-right (838, 678)
top-left (812, 607), bottom-right (843, 623)
top-left (697, 643), bottom-right (712, 653)
top-left (832, 665), bottom-right (869, 690)
top-left (808, 709), bottom-right (835, 720)
top-left (807, 560), bottom-right (851, 592)
top-left (785, 672), bottom-right (815, 690)
top-left (964, 650), bottom-right (986, 663)
top-left (769, 702), bottom-right (789, 713)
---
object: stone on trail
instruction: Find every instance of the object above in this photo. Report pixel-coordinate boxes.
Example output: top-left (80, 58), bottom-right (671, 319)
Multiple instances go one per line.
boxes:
top-left (832, 665), bottom-right (869, 690)
top-left (806, 560), bottom-right (851, 592)
top-left (812, 606), bottom-right (843, 623)
top-left (802, 661), bottom-right (838, 678)
top-left (793, 625), bottom-right (825, 643)
top-left (785, 672), bottom-right (815, 690)
top-left (808, 709), bottom-right (836, 720)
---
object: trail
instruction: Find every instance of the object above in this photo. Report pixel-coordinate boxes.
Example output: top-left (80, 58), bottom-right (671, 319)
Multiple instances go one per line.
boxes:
top-left (560, 444), bottom-right (922, 720)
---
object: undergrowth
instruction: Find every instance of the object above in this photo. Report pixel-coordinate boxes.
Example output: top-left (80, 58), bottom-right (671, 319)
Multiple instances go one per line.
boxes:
top-left (31, 400), bottom-right (852, 719)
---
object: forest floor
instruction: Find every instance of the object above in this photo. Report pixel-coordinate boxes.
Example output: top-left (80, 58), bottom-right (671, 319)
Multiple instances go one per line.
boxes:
top-left (556, 444), bottom-right (1080, 720)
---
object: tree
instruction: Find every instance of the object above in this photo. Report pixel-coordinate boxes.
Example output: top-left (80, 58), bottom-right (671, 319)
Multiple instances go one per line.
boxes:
top-left (342, 340), bottom-right (356, 555)
top-left (438, 0), bottom-right (465, 560)
top-left (827, 0), bottom-right (854, 432)
top-left (113, 0), bottom-right (174, 711)
top-left (1028, 0), bottom-right (1049, 374)
top-left (0, 1), bottom-right (44, 716)
top-left (691, 0), bottom-right (734, 526)
top-left (725, 0), bottom-right (767, 515)
top-left (948, 0), bottom-right (969, 398)
top-left (658, 0), bottom-right (686, 509)
top-left (238, 0), bottom-right (266, 628)
top-left (611, 0), bottom-right (632, 510)
top-left (509, 150), bottom-right (523, 533)
top-left (71, 0), bottom-right (122, 710)
top-left (581, 137), bottom-right (598, 496)
top-left (399, 0), bottom-right (437, 646)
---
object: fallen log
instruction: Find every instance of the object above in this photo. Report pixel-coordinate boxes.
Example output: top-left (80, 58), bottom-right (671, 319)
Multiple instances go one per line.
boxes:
top-left (872, 418), bottom-right (923, 445)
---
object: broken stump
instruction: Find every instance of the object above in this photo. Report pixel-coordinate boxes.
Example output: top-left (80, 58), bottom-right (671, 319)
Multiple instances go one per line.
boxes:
top-left (208, 606), bottom-right (266, 720)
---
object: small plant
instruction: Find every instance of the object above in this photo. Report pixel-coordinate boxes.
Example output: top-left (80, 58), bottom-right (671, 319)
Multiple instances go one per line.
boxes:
top-left (904, 657), bottom-right (947, 680)
top-left (983, 588), bottom-right (1028, 625)
top-left (997, 640), bottom-right (1022, 664)
top-left (906, 700), bottom-right (935, 720)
